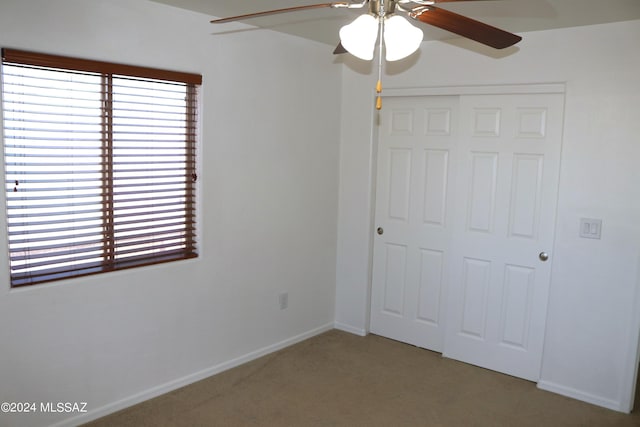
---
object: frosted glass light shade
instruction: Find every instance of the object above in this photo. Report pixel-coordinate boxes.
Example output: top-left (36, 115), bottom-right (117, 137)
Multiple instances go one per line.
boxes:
top-left (339, 14), bottom-right (379, 61)
top-left (384, 15), bottom-right (424, 61)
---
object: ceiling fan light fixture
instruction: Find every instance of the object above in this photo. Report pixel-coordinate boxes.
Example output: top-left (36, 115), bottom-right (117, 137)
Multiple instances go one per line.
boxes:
top-left (339, 14), bottom-right (379, 61)
top-left (383, 15), bottom-right (424, 61)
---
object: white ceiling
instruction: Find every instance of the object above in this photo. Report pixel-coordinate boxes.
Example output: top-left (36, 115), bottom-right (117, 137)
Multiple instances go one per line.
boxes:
top-left (150, 0), bottom-right (640, 46)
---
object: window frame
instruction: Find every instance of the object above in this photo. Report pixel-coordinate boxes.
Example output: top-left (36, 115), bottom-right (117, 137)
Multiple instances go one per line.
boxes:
top-left (1, 48), bottom-right (202, 287)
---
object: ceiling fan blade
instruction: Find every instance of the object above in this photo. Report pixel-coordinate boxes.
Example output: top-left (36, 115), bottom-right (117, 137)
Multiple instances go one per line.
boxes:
top-left (333, 42), bottom-right (347, 54)
top-left (412, 6), bottom-right (521, 49)
top-left (210, 2), bottom-right (348, 24)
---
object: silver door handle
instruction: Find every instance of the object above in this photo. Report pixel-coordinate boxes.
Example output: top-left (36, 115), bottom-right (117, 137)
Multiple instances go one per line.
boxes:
top-left (539, 252), bottom-right (549, 261)
top-left (377, 227), bottom-right (384, 235)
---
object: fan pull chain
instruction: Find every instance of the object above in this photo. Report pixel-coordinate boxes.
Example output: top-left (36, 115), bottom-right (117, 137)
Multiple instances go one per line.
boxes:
top-left (376, 15), bottom-right (385, 110)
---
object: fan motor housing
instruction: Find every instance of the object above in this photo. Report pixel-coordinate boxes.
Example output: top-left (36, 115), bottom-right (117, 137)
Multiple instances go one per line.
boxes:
top-left (370, 0), bottom-right (397, 16)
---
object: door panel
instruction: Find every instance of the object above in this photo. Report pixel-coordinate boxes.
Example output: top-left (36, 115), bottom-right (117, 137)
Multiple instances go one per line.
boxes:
top-left (370, 96), bottom-right (458, 352)
top-left (509, 154), bottom-right (544, 238)
top-left (443, 93), bottom-right (564, 381)
top-left (460, 257), bottom-right (492, 339)
top-left (500, 264), bottom-right (535, 348)
top-left (387, 149), bottom-right (412, 222)
top-left (422, 149), bottom-right (449, 226)
top-left (468, 152), bottom-right (499, 233)
top-left (382, 243), bottom-right (407, 315)
top-left (417, 248), bottom-right (445, 325)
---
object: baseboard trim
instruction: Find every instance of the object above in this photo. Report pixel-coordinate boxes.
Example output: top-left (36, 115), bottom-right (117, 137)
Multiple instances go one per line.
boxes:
top-left (334, 321), bottom-right (367, 337)
top-left (537, 380), bottom-right (623, 412)
top-left (52, 322), bottom-right (335, 427)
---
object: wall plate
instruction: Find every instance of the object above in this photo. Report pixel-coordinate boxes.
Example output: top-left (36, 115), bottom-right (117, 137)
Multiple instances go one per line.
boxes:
top-left (579, 218), bottom-right (602, 239)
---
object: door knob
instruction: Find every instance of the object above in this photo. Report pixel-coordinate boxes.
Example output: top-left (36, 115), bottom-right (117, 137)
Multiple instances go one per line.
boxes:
top-left (377, 227), bottom-right (384, 235)
top-left (539, 252), bottom-right (549, 262)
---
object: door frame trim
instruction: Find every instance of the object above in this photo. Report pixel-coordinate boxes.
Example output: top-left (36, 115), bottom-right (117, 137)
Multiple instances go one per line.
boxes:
top-left (382, 83), bottom-right (566, 98)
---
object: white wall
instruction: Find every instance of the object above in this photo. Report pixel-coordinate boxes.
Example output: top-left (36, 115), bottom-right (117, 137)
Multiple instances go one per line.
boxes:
top-left (335, 20), bottom-right (640, 411)
top-left (0, 1), bottom-right (341, 426)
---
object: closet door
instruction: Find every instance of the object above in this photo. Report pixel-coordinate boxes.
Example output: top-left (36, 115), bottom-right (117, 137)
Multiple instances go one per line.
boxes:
top-left (443, 93), bottom-right (564, 381)
top-left (370, 96), bottom-right (458, 352)
top-left (370, 91), bottom-right (564, 382)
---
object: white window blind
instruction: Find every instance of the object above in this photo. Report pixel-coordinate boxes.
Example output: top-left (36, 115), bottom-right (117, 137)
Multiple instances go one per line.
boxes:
top-left (1, 49), bottom-right (201, 287)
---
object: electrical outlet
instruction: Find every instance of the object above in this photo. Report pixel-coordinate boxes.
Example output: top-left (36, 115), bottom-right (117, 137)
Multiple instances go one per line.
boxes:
top-left (278, 292), bottom-right (288, 310)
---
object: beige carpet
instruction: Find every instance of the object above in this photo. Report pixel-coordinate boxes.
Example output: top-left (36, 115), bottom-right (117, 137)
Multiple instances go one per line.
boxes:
top-left (85, 330), bottom-right (639, 426)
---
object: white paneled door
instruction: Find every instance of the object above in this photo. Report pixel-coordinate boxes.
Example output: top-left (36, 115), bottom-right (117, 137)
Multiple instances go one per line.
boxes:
top-left (370, 96), bottom-right (459, 351)
top-left (370, 92), bottom-right (564, 381)
top-left (443, 93), bottom-right (564, 381)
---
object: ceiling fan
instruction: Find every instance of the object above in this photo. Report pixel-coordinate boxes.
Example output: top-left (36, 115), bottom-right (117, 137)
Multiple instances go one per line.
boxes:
top-left (211, 0), bottom-right (522, 109)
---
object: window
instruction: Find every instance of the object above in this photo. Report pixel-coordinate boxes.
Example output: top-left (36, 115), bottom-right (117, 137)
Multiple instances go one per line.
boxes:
top-left (1, 49), bottom-right (202, 287)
